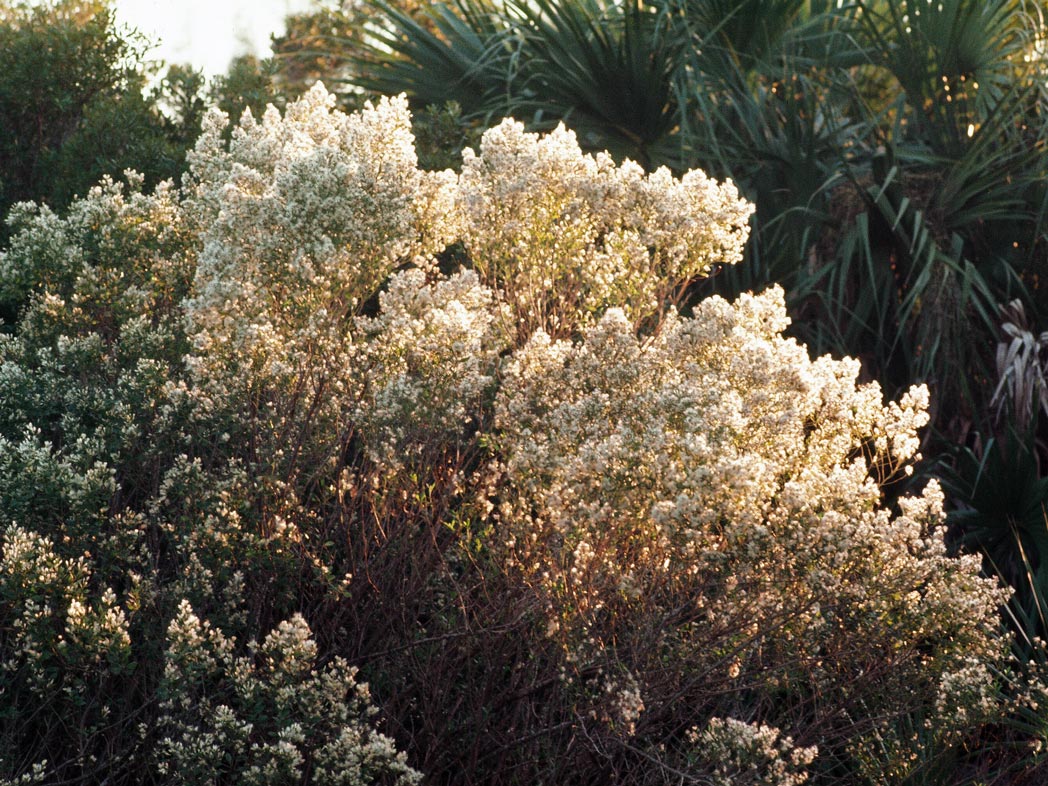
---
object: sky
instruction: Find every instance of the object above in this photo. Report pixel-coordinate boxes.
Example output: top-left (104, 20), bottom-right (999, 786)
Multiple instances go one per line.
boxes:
top-left (112, 0), bottom-right (317, 77)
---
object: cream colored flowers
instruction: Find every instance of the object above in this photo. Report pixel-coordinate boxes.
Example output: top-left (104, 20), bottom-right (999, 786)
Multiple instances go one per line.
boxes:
top-left (458, 119), bottom-right (753, 339)
top-left (495, 288), bottom-right (1006, 778)
top-left (0, 81), bottom-right (1021, 785)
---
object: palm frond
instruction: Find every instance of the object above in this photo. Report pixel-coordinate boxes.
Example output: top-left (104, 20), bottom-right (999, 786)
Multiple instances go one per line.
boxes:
top-left (347, 0), bottom-right (517, 120)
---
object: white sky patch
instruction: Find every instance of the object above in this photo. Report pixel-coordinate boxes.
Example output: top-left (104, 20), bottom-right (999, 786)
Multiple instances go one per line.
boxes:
top-left (112, 0), bottom-right (316, 77)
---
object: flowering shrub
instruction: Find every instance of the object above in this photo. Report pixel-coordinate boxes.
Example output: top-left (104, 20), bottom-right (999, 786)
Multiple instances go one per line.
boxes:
top-left (0, 83), bottom-right (1030, 784)
top-left (156, 604), bottom-right (419, 786)
top-left (354, 267), bottom-right (507, 471)
top-left (0, 89), bottom-right (420, 785)
top-left (184, 87), bottom-right (457, 378)
top-left (494, 290), bottom-right (1008, 779)
top-left (0, 525), bottom-right (133, 779)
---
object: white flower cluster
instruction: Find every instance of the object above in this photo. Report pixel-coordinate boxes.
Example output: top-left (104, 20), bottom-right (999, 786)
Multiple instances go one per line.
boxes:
top-left (694, 717), bottom-right (818, 786)
top-left (495, 287), bottom-right (1008, 761)
top-left (157, 601), bottom-right (420, 786)
top-left (0, 81), bottom-right (1024, 783)
top-left (179, 85), bottom-right (473, 503)
top-left (0, 172), bottom-right (191, 333)
top-left (934, 656), bottom-right (999, 732)
top-left (497, 287), bottom-right (938, 571)
top-left (178, 85), bottom-right (750, 486)
top-left (184, 85), bottom-right (457, 385)
top-left (601, 670), bottom-right (645, 737)
top-left (355, 267), bottom-right (507, 470)
top-left (0, 525), bottom-right (131, 678)
top-left (458, 119), bottom-right (753, 338)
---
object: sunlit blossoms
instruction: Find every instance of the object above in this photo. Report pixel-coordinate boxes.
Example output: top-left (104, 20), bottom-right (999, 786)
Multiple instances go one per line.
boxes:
top-left (458, 118), bottom-right (753, 339)
top-left (495, 289), bottom-right (1007, 777)
top-left (0, 83), bottom-right (1025, 785)
top-left (183, 84), bottom-right (458, 391)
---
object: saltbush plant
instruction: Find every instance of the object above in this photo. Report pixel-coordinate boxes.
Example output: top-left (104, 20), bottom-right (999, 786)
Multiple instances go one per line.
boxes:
top-left (0, 84), bottom-right (1036, 784)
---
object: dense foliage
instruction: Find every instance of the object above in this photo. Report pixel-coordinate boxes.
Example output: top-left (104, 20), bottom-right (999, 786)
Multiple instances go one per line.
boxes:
top-left (0, 0), bottom-right (315, 255)
top-left (0, 0), bottom-right (197, 235)
top-left (0, 84), bottom-right (1042, 785)
top-left (340, 0), bottom-right (1048, 427)
top-left (316, 0), bottom-right (1048, 675)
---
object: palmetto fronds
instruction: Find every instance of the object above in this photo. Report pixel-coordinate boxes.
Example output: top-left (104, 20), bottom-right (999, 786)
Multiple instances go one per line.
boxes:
top-left (992, 298), bottom-right (1048, 433)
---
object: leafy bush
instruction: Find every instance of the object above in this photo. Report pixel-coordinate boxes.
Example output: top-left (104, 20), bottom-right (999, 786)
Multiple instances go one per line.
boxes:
top-left (0, 0), bottom-right (195, 236)
top-left (0, 84), bottom-right (1034, 784)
